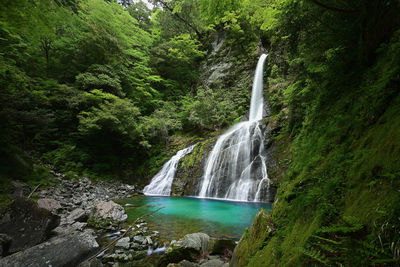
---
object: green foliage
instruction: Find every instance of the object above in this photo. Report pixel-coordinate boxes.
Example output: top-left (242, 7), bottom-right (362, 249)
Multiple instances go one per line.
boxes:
top-left (0, 0), bottom-right (208, 181)
top-left (179, 87), bottom-right (245, 131)
top-left (235, 1), bottom-right (400, 266)
top-left (200, 0), bottom-right (242, 25)
top-left (76, 65), bottom-right (123, 96)
top-left (141, 102), bottom-right (182, 144)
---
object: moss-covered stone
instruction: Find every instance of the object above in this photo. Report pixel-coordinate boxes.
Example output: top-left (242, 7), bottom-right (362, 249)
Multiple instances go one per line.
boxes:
top-left (230, 208), bottom-right (274, 267)
top-left (171, 138), bottom-right (216, 196)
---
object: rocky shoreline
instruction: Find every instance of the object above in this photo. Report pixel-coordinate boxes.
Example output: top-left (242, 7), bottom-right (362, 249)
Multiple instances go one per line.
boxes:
top-left (0, 171), bottom-right (238, 267)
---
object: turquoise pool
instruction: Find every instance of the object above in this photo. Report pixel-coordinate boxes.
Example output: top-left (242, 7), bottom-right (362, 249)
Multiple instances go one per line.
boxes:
top-left (121, 196), bottom-right (271, 240)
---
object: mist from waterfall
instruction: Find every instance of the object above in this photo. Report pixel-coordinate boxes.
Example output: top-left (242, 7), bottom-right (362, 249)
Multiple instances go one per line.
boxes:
top-left (143, 145), bottom-right (195, 196)
top-left (197, 54), bottom-right (270, 202)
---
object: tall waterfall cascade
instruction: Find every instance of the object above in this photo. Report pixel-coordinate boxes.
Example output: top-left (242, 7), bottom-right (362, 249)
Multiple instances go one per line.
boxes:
top-left (197, 54), bottom-right (270, 202)
top-left (143, 145), bottom-right (195, 196)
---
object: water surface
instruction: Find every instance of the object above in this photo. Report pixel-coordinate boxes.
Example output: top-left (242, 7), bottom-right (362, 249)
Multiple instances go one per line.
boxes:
top-left (120, 196), bottom-right (271, 240)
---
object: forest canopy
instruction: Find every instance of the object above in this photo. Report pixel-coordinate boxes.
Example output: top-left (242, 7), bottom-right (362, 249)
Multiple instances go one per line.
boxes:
top-left (1, 0), bottom-right (399, 183)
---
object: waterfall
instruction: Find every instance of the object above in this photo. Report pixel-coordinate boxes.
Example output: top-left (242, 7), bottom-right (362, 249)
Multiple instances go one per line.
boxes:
top-left (197, 54), bottom-right (270, 202)
top-left (143, 145), bottom-right (195, 196)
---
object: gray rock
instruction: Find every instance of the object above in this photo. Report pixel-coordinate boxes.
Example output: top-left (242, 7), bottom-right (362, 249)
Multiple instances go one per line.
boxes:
top-left (94, 201), bottom-right (127, 223)
top-left (133, 235), bottom-right (144, 243)
top-left (159, 233), bottom-right (210, 266)
top-left (72, 222), bottom-right (87, 231)
top-left (68, 208), bottom-right (88, 223)
top-left (167, 260), bottom-right (199, 267)
top-left (131, 242), bottom-right (140, 249)
top-left (178, 233), bottom-right (210, 254)
top-left (37, 198), bottom-right (62, 213)
top-left (115, 237), bottom-right (130, 249)
top-left (200, 259), bottom-right (225, 267)
top-left (145, 236), bottom-right (153, 245)
top-left (0, 232), bottom-right (99, 267)
top-left (78, 258), bottom-right (104, 267)
top-left (0, 197), bottom-right (60, 254)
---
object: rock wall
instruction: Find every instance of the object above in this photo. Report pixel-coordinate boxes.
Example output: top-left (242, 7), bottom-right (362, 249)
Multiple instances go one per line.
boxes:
top-left (171, 138), bottom-right (215, 196)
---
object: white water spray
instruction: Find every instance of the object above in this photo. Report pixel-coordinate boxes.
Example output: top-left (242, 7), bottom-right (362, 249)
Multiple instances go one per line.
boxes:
top-left (143, 145), bottom-right (195, 196)
top-left (197, 54), bottom-right (270, 202)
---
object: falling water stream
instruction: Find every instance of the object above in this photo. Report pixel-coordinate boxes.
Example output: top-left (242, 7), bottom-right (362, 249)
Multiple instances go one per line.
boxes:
top-left (143, 54), bottom-right (270, 202)
top-left (197, 54), bottom-right (270, 202)
top-left (143, 145), bottom-right (195, 196)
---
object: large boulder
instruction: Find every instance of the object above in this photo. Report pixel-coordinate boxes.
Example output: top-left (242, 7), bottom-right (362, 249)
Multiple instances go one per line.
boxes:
top-left (37, 198), bottom-right (62, 213)
top-left (0, 198), bottom-right (60, 254)
top-left (0, 232), bottom-right (99, 267)
top-left (158, 233), bottom-right (210, 267)
top-left (178, 233), bottom-right (210, 254)
top-left (93, 201), bottom-right (127, 223)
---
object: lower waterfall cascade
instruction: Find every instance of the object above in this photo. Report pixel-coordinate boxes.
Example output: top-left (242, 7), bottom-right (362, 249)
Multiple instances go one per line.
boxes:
top-left (197, 54), bottom-right (270, 202)
top-left (143, 145), bottom-right (195, 196)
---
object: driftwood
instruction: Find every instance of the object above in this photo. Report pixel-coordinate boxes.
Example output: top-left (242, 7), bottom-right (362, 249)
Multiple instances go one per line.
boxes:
top-left (87, 206), bottom-right (164, 261)
top-left (27, 183), bottom-right (41, 199)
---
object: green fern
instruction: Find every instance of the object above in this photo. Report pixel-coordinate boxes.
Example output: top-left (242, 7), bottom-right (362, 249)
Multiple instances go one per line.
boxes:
top-left (302, 247), bottom-right (329, 265)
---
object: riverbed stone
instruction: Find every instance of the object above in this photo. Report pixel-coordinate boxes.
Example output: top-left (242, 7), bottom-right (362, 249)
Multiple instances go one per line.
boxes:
top-left (158, 233), bottom-right (210, 267)
top-left (68, 208), bottom-right (89, 222)
top-left (0, 232), bottom-right (99, 267)
top-left (0, 197), bottom-right (60, 254)
top-left (167, 260), bottom-right (199, 267)
top-left (37, 198), bottom-right (62, 213)
top-left (200, 259), bottom-right (225, 267)
top-left (178, 233), bottom-right (210, 254)
top-left (94, 201), bottom-right (127, 223)
top-left (115, 237), bottom-right (130, 249)
top-left (133, 235), bottom-right (145, 243)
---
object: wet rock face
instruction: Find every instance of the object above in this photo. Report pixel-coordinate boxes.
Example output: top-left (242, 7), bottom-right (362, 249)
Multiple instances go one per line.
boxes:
top-left (0, 197), bottom-right (60, 254)
top-left (0, 232), bottom-right (99, 267)
top-left (172, 139), bottom-right (215, 196)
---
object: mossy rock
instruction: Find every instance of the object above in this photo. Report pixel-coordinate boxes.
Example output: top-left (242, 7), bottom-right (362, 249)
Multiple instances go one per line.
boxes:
top-left (230, 208), bottom-right (274, 267)
top-left (157, 246), bottom-right (200, 267)
top-left (172, 138), bottom-right (215, 196)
